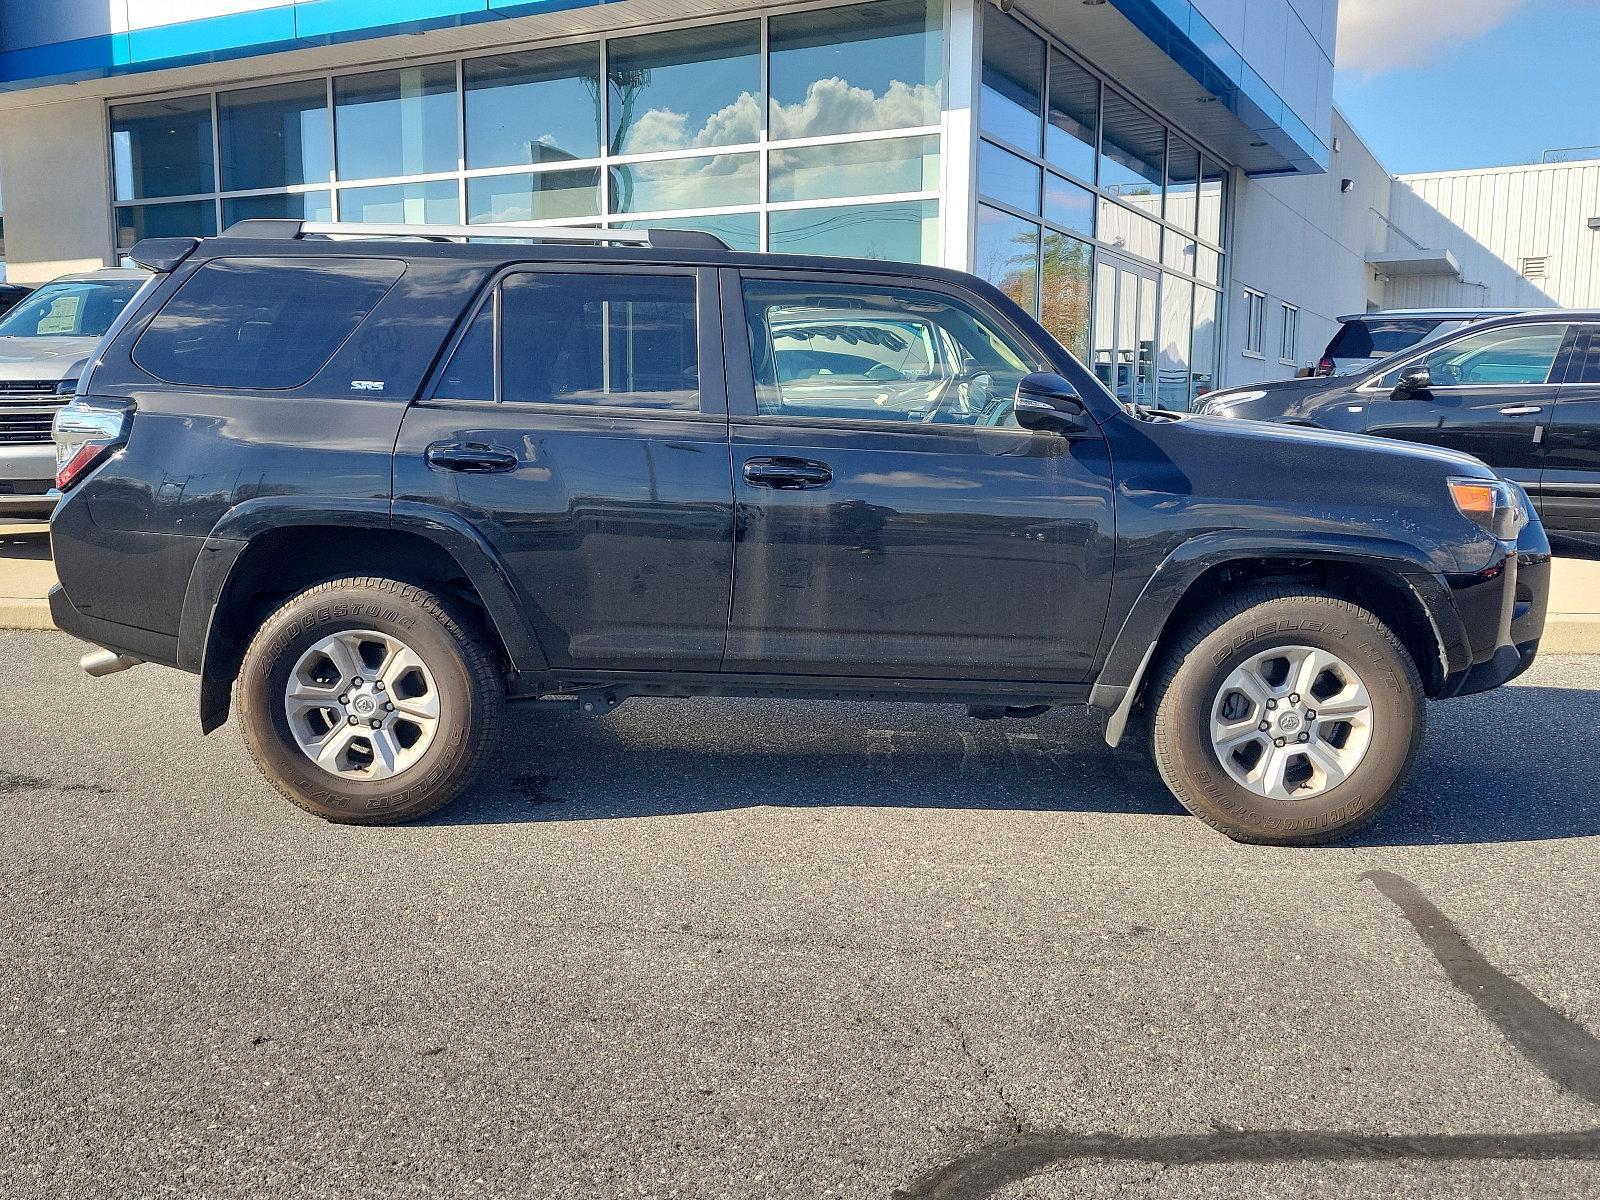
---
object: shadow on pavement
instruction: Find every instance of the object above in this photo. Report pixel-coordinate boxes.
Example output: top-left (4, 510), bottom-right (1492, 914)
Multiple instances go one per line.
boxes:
top-left (432, 685), bottom-right (1600, 848)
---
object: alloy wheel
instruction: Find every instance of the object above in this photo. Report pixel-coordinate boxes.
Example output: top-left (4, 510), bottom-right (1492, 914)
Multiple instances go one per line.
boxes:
top-left (283, 629), bottom-right (440, 781)
top-left (1208, 645), bottom-right (1375, 800)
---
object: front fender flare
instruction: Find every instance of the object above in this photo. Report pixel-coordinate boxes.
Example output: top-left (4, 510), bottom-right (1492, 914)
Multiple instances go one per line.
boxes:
top-left (1087, 529), bottom-right (1470, 735)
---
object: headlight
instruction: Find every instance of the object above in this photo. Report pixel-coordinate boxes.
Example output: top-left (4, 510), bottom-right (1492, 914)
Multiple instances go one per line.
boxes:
top-left (1200, 389), bottom-right (1266, 415)
top-left (1448, 477), bottom-right (1526, 540)
top-left (55, 378), bottom-right (79, 395)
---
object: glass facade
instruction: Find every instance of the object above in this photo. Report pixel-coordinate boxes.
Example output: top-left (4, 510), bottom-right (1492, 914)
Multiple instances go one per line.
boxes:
top-left (108, 0), bottom-right (942, 260)
top-left (974, 6), bottom-right (1227, 408)
top-left (100, 0), bottom-right (1233, 398)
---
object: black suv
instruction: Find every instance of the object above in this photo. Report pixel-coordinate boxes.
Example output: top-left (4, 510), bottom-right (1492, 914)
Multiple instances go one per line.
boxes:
top-left (1203, 312), bottom-right (1600, 545)
top-left (49, 221), bottom-right (1550, 845)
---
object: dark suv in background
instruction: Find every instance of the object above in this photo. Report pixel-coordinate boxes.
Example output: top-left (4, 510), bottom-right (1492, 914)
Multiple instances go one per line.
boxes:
top-left (49, 221), bottom-right (1549, 845)
top-left (1204, 312), bottom-right (1600, 545)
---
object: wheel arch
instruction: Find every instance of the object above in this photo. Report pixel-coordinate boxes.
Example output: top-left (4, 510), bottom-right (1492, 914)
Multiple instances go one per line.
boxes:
top-left (179, 499), bottom-right (546, 733)
top-left (1091, 532), bottom-right (1470, 744)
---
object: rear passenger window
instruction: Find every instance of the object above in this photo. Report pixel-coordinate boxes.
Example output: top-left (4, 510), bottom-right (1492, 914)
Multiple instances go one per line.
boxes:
top-left (133, 257), bottom-right (404, 390)
top-left (500, 272), bottom-right (698, 410)
top-left (434, 301), bottom-right (494, 400)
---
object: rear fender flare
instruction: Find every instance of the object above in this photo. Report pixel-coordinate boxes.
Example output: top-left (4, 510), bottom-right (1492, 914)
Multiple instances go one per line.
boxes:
top-left (178, 498), bottom-right (546, 732)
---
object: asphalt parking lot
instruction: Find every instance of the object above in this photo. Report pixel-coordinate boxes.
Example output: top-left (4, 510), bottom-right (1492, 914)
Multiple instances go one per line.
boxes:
top-left (2, 630), bottom-right (1599, 1198)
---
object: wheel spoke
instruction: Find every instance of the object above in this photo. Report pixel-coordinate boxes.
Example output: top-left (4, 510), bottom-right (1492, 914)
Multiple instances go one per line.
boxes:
top-left (314, 724), bottom-right (358, 772)
top-left (322, 633), bottom-right (365, 684)
top-left (1304, 739), bottom-right (1352, 790)
top-left (367, 728), bottom-right (401, 778)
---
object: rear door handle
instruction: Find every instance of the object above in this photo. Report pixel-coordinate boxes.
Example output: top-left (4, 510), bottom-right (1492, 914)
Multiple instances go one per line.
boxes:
top-left (1499, 405), bottom-right (1544, 416)
top-left (743, 457), bottom-right (833, 490)
top-left (426, 442), bottom-right (519, 473)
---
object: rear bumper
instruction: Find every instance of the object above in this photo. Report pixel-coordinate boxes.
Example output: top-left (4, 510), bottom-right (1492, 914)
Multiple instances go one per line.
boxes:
top-left (49, 583), bottom-right (179, 666)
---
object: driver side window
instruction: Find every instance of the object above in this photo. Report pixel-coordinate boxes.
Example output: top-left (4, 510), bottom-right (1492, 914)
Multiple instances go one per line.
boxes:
top-left (742, 279), bottom-right (1041, 427)
top-left (1378, 323), bottom-right (1568, 389)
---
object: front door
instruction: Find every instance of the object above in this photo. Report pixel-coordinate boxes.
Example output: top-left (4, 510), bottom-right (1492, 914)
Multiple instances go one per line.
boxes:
top-left (1358, 320), bottom-right (1573, 495)
top-left (1091, 254), bottom-right (1159, 408)
top-left (722, 270), bottom-right (1116, 683)
top-left (1543, 324), bottom-right (1600, 535)
top-left (394, 264), bottom-right (733, 671)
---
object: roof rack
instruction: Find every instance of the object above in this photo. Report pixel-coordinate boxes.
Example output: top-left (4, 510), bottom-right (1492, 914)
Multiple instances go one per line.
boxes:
top-left (218, 218), bottom-right (730, 251)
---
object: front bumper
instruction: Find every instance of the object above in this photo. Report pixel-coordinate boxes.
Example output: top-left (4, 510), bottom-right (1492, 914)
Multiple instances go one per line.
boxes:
top-left (0, 443), bottom-right (56, 515)
top-left (1436, 518), bottom-right (1549, 699)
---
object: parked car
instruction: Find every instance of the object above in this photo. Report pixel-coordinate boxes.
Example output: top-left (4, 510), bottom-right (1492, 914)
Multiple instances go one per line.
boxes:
top-left (1315, 308), bottom-right (1526, 376)
top-left (0, 283), bottom-right (33, 317)
top-left (0, 268), bottom-right (147, 518)
top-left (50, 220), bottom-right (1548, 845)
top-left (1202, 312), bottom-right (1600, 544)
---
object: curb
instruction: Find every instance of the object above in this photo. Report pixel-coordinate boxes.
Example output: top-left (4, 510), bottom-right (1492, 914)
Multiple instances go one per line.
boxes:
top-left (4, 604), bottom-right (1600, 653)
top-left (1542, 614), bottom-right (1600, 655)
top-left (0, 599), bottom-right (54, 631)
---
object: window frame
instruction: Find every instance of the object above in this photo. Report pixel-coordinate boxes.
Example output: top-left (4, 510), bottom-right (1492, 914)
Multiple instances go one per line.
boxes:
top-left (1278, 302), bottom-right (1298, 366)
top-left (1242, 288), bottom-right (1266, 358)
top-left (1356, 320), bottom-right (1577, 394)
top-left (424, 261), bottom-right (726, 418)
top-left (721, 266), bottom-right (1062, 435)
top-left (103, 1), bottom-right (945, 260)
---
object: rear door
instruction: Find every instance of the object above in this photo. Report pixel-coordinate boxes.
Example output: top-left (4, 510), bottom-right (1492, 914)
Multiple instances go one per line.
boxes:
top-left (394, 264), bottom-right (734, 671)
top-left (1542, 324), bottom-right (1600, 535)
top-left (1357, 321), bottom-right (1572, 493)
top-left (722, 268), bottom-right (1115, 683)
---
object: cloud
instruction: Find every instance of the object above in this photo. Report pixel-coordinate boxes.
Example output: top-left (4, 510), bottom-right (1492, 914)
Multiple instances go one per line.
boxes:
top-left (1337, 0), bottom-right (1530, 74)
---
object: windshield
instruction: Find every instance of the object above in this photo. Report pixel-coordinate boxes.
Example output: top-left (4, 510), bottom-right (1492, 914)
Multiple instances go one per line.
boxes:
top-left (0, 279), bottom-right (143, 340)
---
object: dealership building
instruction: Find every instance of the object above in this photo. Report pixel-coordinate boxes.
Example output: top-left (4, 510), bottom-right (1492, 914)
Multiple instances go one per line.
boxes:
top-left (3, 0), bottom-right (1340, 405)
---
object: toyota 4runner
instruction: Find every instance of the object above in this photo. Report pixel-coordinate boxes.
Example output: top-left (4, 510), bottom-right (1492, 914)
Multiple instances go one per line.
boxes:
top-left (49, 220), bottom-right (1550, 845)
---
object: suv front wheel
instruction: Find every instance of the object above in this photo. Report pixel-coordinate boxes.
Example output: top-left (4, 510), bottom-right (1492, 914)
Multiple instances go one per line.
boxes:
top-left (1148, 587), bottom-right (1425, 845)
top-left (237, 577), bottom-right (504, 824)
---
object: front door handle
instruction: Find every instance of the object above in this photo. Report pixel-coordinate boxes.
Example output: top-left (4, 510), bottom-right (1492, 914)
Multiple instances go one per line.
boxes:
top-left (743, 456), bottom-right (833, 490)
top-left (426, 442), bottom-right (519, 473)
top-left (1499, 405), bottom-right (1544, 416)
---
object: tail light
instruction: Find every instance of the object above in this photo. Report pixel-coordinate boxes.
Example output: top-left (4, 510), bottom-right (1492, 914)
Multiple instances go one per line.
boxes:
top-left (53, 400), bottom-right (130, 492)
top-left (1316, 356), bottom-right (1335, 376)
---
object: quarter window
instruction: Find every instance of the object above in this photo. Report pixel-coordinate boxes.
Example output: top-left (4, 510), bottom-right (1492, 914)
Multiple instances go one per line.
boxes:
top-left (742, 280), bottom-right (1041, 427)
top-left (1378, 324), bottom-right (1569, 388)
top-left (133, 257), bottom-right (404, 390)
top-left (500, 273), bottom-right (699, 410)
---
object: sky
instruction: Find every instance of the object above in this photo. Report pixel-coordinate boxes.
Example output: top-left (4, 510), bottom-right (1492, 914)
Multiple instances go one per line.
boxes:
top-left (1334, 0), bottom-right (1600, 174)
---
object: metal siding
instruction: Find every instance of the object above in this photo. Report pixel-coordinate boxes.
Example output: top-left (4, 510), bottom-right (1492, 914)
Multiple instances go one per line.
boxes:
top-left (1382, 161), bottom-right (1600, 311)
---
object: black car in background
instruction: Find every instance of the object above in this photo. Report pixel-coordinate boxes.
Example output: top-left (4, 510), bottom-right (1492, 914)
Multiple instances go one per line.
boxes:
top-left (0, 283), bottom-right (32, 317)
top-left (48, 220), bottom-right (1549, 846)
top-left (1314, 307), bottom-right (1524, 376)
top-left (1204, 312), bottom-right (1600, 544)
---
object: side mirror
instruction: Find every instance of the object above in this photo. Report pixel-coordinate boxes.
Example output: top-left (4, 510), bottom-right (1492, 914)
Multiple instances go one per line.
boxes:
top-left (1393, 365), bottom-right (1432, 398)
top-left (1014, 372), bottom-right (1091, 436)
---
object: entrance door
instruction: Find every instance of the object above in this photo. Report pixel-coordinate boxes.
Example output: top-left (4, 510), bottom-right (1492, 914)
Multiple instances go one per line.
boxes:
top-left (1091, 254), bottom-right (1159, 407)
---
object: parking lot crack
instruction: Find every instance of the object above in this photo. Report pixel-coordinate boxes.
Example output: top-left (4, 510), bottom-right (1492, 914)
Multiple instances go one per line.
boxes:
top-left (941, 1014), bottom-right (1025, 1136)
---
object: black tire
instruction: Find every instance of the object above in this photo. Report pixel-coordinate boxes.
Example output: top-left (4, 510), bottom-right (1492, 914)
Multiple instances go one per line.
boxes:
top-left (1147, 586), bottom-right (1425, 846)
top-left (236, 576), bottom-right (504, 825)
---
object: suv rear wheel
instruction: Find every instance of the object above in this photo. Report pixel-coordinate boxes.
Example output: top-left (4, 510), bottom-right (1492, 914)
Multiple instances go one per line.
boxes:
top-left (237, 577), bottom-right (503, 824)
top-left (1148, 587), bottom-right (1425, 845)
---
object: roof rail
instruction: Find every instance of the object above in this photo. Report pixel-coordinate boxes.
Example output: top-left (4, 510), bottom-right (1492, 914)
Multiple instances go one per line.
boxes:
top-left (217, 218), bottom-right (730, 250)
